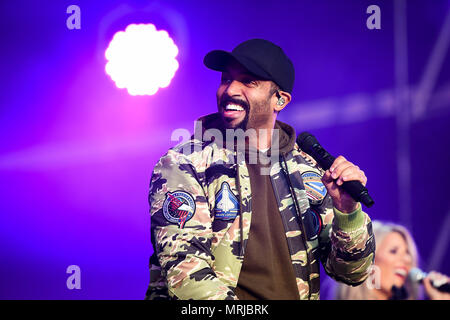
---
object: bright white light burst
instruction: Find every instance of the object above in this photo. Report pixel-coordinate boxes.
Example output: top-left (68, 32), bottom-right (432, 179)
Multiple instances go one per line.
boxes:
top-left (105, 23), bottom-right (179, 96)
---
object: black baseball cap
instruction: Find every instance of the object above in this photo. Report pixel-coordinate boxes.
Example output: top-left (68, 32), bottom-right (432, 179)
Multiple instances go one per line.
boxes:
top-left (203, 39), bottom-right (295, 93)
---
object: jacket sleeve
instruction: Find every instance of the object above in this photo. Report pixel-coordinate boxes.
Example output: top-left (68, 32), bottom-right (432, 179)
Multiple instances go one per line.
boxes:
top-left (149, 149), bottom-right (237, 300)
top-left (317, 200), bottom-right (376, 286)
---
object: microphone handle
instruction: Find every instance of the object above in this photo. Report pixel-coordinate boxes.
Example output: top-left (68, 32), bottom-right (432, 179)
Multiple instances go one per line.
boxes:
top-left (414, 269), bottom-right (450, 293)
top-left (434, 281), bottom-right (450, 293)
top-left (341, 181), bottom-right (374, 208)
top-left (310, 142), bottom-right (374, 208)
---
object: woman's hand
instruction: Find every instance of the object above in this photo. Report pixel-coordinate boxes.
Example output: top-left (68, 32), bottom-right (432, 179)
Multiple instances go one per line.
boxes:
top-left (423, 271), bottom-right (450, 300)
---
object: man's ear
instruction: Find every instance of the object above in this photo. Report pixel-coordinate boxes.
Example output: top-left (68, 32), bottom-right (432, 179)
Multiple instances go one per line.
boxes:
top-left (274, 90), bottom-right (291, 112)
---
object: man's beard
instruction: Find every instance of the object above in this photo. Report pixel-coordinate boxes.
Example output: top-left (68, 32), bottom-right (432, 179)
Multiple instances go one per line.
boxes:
top-left (245, 100), bottom-right (273, 130)
top-left (218, 94), bottom-right (248, 129)
top-left (218, 94), bottom-right (272, 130)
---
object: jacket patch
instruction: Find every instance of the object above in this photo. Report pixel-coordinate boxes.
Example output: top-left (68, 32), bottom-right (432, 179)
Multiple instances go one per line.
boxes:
top-left (301, 171), bottom-right (327, 205)
top-left (214, 182), bottom-right (239, 220)
top-left (163, 191), bottom-right (196, 228)
top-left (303, 208), bottom-right (323, 241)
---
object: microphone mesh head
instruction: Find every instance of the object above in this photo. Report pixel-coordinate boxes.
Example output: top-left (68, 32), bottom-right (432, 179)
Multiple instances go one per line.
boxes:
top-left (408, 268), bottom-right (426, 283)
top-left (297, 132), bottom-right (317, 153)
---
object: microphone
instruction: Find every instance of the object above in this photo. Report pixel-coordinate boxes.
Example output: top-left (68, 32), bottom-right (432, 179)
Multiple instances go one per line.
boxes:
top-left (297, 132), bottom-right (374, 208)
top-left (408, 268), bottom-right (450, 293)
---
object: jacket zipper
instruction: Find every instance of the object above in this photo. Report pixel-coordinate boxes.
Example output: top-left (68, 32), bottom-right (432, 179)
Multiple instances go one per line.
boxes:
top-left (235, 155), bottom-right (245, 257)
top-left (281, 155), bottom-right (313, 300)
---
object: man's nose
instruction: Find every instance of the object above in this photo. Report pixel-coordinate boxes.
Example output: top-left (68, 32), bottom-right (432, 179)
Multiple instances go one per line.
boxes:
top-left (223, 80), bottom-right (243, 97)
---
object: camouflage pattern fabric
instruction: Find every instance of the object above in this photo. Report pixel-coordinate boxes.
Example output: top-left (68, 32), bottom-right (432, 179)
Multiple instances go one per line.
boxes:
top-left (145, 119), bottom-right (375, 300)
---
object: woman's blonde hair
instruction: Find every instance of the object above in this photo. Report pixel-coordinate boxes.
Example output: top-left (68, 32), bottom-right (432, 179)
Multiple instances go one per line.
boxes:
top-left (334, 220), bottom-right (420, 300)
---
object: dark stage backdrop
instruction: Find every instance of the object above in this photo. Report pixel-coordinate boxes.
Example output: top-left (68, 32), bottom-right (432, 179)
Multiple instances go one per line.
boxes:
top-left (0, 0), bottom-right (448, 299)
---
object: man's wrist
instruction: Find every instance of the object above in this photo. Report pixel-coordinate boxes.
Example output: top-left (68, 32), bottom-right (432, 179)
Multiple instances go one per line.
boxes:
top-left (333, 203), bottom-right (365, 232)
top-left (334, 201), bottom-right (358, 213)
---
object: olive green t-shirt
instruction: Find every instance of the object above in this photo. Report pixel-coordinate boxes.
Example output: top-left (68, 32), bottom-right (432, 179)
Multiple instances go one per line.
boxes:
top-left (234, 122), bottom-right (300, 300)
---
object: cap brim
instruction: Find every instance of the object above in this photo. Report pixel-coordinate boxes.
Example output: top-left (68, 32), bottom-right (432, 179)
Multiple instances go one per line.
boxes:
top-left (203, 50), bottom-right (272, 81)
top-left (203, 50), bottom-right (235, 72)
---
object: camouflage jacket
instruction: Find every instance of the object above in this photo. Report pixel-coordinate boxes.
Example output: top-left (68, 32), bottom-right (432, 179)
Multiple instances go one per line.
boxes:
top-left (146, 114), bottom-right (375, 300)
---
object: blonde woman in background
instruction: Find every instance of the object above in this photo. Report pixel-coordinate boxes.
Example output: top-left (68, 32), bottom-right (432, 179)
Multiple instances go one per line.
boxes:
top-left (334, 220), bottom-right (450, 300)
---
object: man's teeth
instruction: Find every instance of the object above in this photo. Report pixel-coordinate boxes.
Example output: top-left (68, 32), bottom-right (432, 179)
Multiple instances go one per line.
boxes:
top-left (225, 104), bottom-right (244, 111)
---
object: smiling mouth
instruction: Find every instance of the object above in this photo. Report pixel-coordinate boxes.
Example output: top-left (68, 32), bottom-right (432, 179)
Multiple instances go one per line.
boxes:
top-left (394, 268), bottom-right (408, 279)
top-left (222, 103), bottom-right (246, 119)
top-left (224, 104), bottom-right (245, 111)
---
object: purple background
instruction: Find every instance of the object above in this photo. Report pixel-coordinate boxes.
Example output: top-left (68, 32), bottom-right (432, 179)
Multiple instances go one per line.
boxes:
top-left (0, 0), bottom-right (449, 299)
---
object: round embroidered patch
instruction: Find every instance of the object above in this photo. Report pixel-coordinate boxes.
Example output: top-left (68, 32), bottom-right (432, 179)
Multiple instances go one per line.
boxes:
top-left (303, 208), bottom-right (323, 241)
top-left (163, 190), bottom-right (196, 228)
top-left (301, 171), bottom-right (327, 205)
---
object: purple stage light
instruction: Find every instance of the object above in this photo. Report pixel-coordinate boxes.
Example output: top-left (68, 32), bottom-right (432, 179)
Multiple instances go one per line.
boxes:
top-left (105, 23), bottom-right (179, 96)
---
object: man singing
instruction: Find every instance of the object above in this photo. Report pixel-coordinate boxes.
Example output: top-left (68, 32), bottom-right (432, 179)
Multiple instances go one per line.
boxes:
top-left (145, 39), bottom-right (375, 300)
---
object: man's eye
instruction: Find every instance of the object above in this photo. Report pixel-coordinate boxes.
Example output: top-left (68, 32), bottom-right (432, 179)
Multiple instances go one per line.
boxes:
top-left (243, 79), bottom-right (257, 86)
top-left (221, 78), bottom-right (231, 84)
